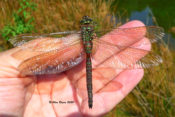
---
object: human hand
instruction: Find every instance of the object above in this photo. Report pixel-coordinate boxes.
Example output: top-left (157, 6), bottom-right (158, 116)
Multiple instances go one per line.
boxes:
top-left (0, 20), bottom-right (149, 117)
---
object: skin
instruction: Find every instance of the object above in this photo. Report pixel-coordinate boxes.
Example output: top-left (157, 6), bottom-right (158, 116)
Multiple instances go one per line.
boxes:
top-left (0, 20), bottom-right (149, 117)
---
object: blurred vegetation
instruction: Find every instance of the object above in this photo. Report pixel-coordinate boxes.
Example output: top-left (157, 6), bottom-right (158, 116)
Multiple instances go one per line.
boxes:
top-left (0, 0), bottom-right (119, 51)
top-left (0, 0), bottom-right (36, 50)
top-left (1, 0), bottom-right (36, 40)
top-left (111, 0), bottom-right (175, 38)
top-left (0, 0), bottom-right (175, 117)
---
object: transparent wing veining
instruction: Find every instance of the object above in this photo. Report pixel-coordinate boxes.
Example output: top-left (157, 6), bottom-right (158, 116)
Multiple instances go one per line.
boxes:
top-left (96, 26), bottom-right (164, 45)
top-left (9, 26), bottom-right (164, 52)
top-left (92, 39), bottom-right (162, 69)
top-left (9, 32), bottom-right (82, 52)
top-left (15, 26), bottom-right (164, 75)
top-left (18, 39), bottom-right (85, 76)
top-left (19, 36), bottom-right (163, 76)
top-left (9, 30), bottom-right (79, 46)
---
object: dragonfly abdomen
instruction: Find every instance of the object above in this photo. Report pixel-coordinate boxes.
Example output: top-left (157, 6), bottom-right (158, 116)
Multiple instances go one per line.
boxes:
top-left (86, 53), bottom-right (93, 108)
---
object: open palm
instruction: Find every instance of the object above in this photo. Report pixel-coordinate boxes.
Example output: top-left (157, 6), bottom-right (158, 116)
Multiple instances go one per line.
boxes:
top-left (0, 21), bottom-right (148, 117)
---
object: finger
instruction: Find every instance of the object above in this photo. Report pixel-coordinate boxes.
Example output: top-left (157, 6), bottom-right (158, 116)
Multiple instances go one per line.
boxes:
top-left (88, 21), bottom-right (148, 112)
top-left (100, 20), bottom-right (146, 47)
top-left (91, 20), bottom-right (149, 85)
top-left (81, 69), bottom-right (144, 115)
top-left (91, 20), bottom-right (148, 91)
top-left (93, 20), bottom-right (148, 63)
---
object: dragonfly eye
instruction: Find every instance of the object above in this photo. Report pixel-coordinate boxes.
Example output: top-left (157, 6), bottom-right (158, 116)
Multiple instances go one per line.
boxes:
top-left (83, 16), bottom-right (89, 19)
top-left (80, 16), bottom-right (93, 25)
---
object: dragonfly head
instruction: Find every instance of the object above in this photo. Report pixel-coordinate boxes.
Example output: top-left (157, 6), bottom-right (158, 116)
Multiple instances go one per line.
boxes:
top-left (80, 16), bottom-right (93, 25)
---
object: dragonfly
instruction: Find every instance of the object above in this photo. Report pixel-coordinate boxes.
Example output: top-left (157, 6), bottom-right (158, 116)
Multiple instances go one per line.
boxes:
top-left (9, 16), bottom-right (164, 109)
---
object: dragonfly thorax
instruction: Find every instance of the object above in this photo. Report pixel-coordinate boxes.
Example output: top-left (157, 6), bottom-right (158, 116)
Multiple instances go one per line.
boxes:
top-left (80, 16), bottom-right (94, 54)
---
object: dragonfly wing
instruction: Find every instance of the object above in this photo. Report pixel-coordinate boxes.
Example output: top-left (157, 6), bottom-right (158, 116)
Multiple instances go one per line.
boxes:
top-left (9, 31), bottom-right (81, 52)
top-left (95, 26), bottom-right (164, 45)
top-left (91, 38), bottom-right (162, 69)
top-left (18, 36), bottom-right (85, 76)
